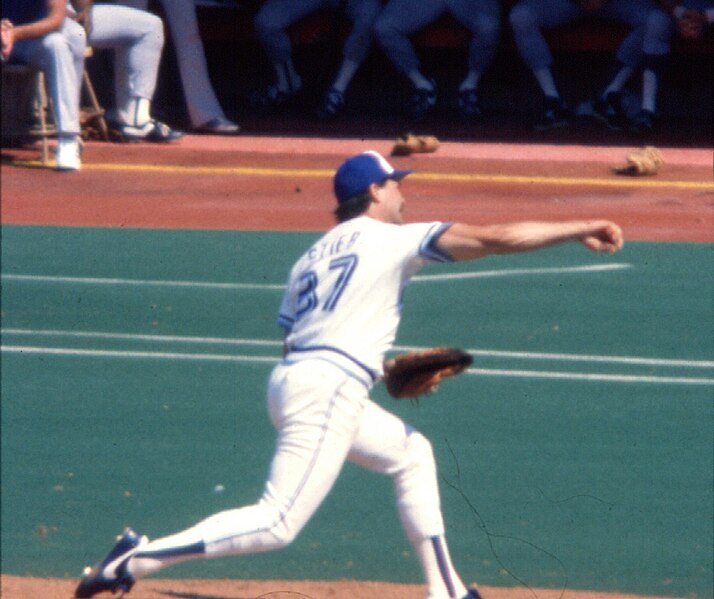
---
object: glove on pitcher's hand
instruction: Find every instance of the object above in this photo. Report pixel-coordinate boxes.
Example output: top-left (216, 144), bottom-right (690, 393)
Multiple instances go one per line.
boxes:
top-left (383, 347), bottom-right (473, 399)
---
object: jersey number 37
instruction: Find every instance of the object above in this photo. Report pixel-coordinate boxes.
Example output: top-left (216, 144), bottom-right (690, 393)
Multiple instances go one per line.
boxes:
top-left (295, 254), bottom-right (359, 319)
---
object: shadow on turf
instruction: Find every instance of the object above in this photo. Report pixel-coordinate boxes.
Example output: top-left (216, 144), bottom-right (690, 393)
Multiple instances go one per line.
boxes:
top-left (157, 591), bottom-right (244, 599)
top-left (158, 589), bottom-right (315, 599)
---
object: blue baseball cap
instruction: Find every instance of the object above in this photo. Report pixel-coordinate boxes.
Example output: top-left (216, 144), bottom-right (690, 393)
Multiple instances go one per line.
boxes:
top-left (333, 151), bottom-right (413, 203)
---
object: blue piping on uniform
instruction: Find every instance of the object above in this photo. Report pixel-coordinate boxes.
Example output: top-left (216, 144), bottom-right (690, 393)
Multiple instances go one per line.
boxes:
top-left (420, 222), bottom-right (455, 263)
top-left (431, 536), bottom-right (457, 598)
top-left (288, 345), bottom-right (377, 383)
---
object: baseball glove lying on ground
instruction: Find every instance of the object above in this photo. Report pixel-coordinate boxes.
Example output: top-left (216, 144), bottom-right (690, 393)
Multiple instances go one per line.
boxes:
top-left (391, 133), bottom-right (440, 156)
top-left (613, 146), bottom-right (664, 176)
top-left (383, 347), bottom-right (473, 399)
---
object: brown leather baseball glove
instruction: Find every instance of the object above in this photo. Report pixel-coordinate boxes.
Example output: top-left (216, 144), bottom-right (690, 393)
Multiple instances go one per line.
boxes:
top-left (382, 347), bottom-right (473, 399)
top-left (613, 146), bottom-right (664, 176)
top-left (390, 133), bottom-right (440, 156)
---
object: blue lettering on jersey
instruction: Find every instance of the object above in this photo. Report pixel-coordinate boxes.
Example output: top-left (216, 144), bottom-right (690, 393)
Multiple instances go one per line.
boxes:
top-left (307, 231), bottom-right (361, 262)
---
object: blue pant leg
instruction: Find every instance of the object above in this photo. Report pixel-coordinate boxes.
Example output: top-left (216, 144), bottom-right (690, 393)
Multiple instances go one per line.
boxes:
top-left (13, 18), bottom-right (86, 136)
top-left (447, 0), bottom-right (500, 72)
top-left (508, 0), bottom-right (580, 71)
top-left (342, 0), bottom-right (383, 65)
top-left (602, 0), bottom-right (672, 67)
top-left (254, 0), bottom-right (329, 65)
top-left (374, 0), bottom-right (447, 76)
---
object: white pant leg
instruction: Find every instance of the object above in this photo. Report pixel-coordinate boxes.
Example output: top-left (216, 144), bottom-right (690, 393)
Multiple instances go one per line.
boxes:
top-left (157, 0), bottom-right (226, 127)
top-left (347, 392), bottom-right (469, 599)
top-left (86, 4), bottom-right (164, 117)
top-left (129, 359), bottom-right (366, 577)
top-left (347, 399), bottom-right (445, 542)
top-left (13, 18), bottom-right (85, 137)
top-left (128, 358), bottom-right (466, 599)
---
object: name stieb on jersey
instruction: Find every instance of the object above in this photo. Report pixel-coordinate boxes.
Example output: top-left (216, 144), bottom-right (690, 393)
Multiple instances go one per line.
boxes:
top-left (278, 217), bottom-right (452, 376)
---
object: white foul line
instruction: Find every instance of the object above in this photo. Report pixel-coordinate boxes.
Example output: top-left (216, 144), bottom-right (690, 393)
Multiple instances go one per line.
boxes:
top-left (0, 263), bottom-right (631, 290)
top-left (3, 329), bottom-right (711, 369)
top-left (393, 344), bottom-right (714, 369)
top-left (0, 274), bottom-right (285, 290)
top-left (2, 344), bottom-right (712, 386)
top-left (0, 328), bottom-right (284, 348)
top-left (0, 345), bottom-right (278, 364)
top-left (465, 368), bottom-right (713, 386)
top-left (2, 329), bottom-right (711, 370)
top-left (413, 263), bottom-right (631, 281)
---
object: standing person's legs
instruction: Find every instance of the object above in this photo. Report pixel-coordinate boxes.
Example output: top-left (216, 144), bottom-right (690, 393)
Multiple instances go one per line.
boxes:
top-left (156, 0), bottom-right (237, 131)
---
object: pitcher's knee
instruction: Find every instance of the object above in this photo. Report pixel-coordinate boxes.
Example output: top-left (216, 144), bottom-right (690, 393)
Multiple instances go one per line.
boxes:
top-left (405, 432), bottom-right (436, 470)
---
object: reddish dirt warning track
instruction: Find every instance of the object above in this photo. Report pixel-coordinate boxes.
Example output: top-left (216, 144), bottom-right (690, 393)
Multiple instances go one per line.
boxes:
top-left (0, 575), bottom-right (696, 599)
top-left (1, 136), bottom-right (712, 242)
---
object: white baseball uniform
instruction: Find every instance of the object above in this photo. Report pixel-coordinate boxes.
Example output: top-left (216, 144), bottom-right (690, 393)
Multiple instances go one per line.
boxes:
top-left (125, 215), bottom-right (475, 599)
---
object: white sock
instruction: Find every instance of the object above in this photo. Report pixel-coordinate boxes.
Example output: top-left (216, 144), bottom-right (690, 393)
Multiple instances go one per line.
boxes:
top-left (331, 58), bottom-right (360, 93)
top-left (641, 69), bottom-right (658, 113)
top-left (459, 70), bottom-right (481, 92)
top-left (275, 60), bottom-right (301, 93)
top-left (124, 97), bottom-right (151, 127)
top-left (408, 69), bottom-right (435, 91)
top-left (533, 68), bottom-right (558, 99)
top-left (415, 535), bottom-right (468, 599)
top-left (603, 66), bottom-right (634, 98)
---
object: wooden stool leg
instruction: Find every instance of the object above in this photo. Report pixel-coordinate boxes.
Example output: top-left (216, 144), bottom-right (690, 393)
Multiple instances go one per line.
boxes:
top-left (82, 69), bottom-right (109, 141)
top-left (36, 71), bottom-right (50, 165)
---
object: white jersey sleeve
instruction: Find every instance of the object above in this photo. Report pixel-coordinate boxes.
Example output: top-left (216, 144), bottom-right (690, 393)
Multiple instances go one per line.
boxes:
top-left (277, 216), bottom-right (453, 382)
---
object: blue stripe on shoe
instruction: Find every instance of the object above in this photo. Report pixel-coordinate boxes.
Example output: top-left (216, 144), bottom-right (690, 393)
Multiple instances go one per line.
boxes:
top-left (135, 541), bottom-right (206, 559)
top-left (431, 536), bottom-right (457, 598)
